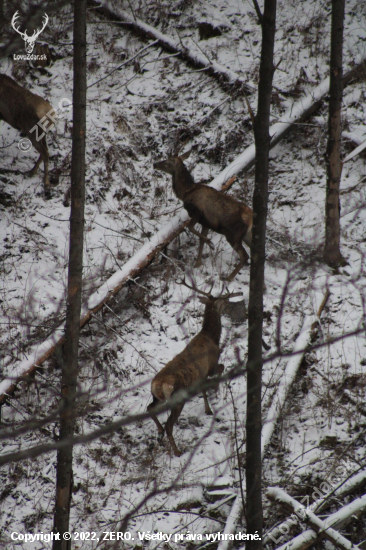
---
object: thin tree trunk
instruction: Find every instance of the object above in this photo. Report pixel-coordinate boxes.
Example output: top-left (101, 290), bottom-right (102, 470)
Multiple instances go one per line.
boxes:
top-left (0, 0), bottom-right (5, 29)
top-left (324, 0), bottom-right (345, 267)
top-left (246, 1), bottom-right (277, 548)
top-left (52, 0), bottom-right (86, 548)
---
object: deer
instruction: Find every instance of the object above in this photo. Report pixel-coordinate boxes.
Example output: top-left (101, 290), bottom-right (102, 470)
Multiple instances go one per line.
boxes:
top-left (154, 150), bottom-right (253, 282)
top-left (0, 73), bottom-right (55, 198)
top-left (147, 279), bottom-right (241, 457)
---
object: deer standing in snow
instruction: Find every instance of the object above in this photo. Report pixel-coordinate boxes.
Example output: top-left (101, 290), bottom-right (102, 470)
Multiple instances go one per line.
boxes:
top-left (0, 74), bottom-right (55, 198)
top-left (154, 150), bottom-right (253, 281)
top-left (148, 279), bottom-right (241, 457)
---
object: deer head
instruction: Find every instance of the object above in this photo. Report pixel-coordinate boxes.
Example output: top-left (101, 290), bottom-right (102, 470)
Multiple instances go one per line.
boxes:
top-left (12, 11), bottom-right (49, 54)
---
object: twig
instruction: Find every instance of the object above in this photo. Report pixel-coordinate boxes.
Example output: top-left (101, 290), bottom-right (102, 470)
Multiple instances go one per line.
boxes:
top-left (87, 39), bottom-right (159, 89)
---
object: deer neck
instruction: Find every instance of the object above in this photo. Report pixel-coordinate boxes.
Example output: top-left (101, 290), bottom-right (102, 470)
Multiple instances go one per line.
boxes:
top-left (201, 303), bottom-right (222, 345)
top-left (172, 164), bottom-right (195, 200)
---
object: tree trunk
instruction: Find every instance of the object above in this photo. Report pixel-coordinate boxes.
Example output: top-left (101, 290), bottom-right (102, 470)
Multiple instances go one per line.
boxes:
top-left (52, 0), bottom-right (86, 548)
top-left (324, 0), bottom-right (345, 267)
top-left (246, 1), bottom-right (277, 548)
top-left (0, 0), bottom-right (5, 29)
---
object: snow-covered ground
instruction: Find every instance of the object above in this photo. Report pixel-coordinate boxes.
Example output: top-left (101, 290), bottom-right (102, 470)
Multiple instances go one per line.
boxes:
top-left (1, 0), bottom-right (366, 548)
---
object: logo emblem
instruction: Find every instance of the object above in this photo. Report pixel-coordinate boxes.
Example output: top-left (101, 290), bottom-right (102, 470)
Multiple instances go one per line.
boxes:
top-left (11, 11), bottom-right (49, 54)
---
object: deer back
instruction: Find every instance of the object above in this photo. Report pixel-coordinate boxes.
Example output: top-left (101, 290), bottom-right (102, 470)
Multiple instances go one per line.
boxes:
top-left (184, 184), bottom-right (253, 238)
top-left (151, 332), bottom-right (220, 401)
top-left (151, 296), bottom-right (225, 402)
top-left (0, 74), bottom-right (53, 133)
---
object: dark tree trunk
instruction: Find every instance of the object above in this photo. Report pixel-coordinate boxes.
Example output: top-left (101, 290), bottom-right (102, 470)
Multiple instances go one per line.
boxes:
top-left (0, 0), bottom-right (5, 29)
top-left (324, 0), bottom-right (345, 267)
top-left (246, 1), bottom-right (277, 548)
top-left (52, 0), bottom-right (86, 548)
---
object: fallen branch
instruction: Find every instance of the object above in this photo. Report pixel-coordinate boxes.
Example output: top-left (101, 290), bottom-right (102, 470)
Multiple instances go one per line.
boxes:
top-left (264, 467), bottom-right (366, 545)
top-left (342, 130), bottom-right (366, 148)
top-left (94, 0), bottom-right (254, 93)
top-left (0, 216), bottom-right (189, 405)
top-left (267, 487), bottom-right (365, 550)
top-left (342, 138), bottom-right (366, 164)
top-left (1, 56), bottom-right (365, 405)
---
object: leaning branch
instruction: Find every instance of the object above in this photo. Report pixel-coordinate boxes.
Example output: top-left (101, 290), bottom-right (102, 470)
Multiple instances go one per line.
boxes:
top-left (1, 56), bottom-right (365, 405)
top-left (252, 0), bottom-right (263, 25)
top-left (262, 288), bottom-right (330, 450)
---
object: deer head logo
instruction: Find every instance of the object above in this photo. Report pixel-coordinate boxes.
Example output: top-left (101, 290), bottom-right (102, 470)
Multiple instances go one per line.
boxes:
top-left (11, 11), bottom-right (49, 54)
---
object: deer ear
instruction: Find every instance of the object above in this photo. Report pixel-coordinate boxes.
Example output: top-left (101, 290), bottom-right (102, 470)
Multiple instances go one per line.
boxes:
top-left (179, 149), bottom-right (191, 161)
top-left (198, 296), bottom-right (209, 305)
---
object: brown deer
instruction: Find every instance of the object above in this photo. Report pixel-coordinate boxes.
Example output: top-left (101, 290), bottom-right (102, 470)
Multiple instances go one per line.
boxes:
top-left (148, 279), bottom-right (241, 457)
top-left (154, 150), bottom-right (253, 281)
top-left (0, 74), bottom-right (55, 198)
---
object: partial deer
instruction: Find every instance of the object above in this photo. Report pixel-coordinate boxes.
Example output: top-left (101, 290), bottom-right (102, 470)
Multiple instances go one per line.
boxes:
top-left (154, 150), bottom-right (253, 281)
top-left (0, 74), bottom-right (55, 198)
top-left (148, 279), bottom-right (241, 456)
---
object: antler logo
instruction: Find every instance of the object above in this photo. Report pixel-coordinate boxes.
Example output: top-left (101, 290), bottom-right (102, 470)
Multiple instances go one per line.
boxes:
top-left (11, 11), bottom-right (49, 54)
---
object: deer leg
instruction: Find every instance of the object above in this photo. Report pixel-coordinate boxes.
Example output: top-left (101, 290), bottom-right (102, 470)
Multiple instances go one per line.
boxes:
top-left (63, 185), bottom-right (71, 207)
top-left (221, 240), bottom-right (249, 282)
top-left (214, 363), bottom-right (224, 393)
top-left (216, 363), bottom-right (225, 377)
top-left (28, 154), bottom-right (43, 176)
top-left (147, 396), bottom-right (165, 438)
top-left (43, 150), bottom-right (50, 198)
top-left (202, 389), bottom-right (213, 415)
top-left (187, 220), bottom-right (214, 250)
top-left (30, 137), bottom-right (50, 198)
top-left (194, 226), bottom-right (209, 268)
top-left (165, 403), bottom-right (184, 457)
top-left (207, 363), bottom-right (224, 394)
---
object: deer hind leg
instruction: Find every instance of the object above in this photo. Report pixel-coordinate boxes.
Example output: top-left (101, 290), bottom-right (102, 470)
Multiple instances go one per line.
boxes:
top-left (30, 136), bottom-right (50, 198)
top-left (147, 395), bottom-right (165, 438)
top-left (222, 238), bottom-right (249, 282)
top-left (202, 389), bottom-right (213, 415)
top-left (28, 154), bottom-right (43, 176)
top-left (194, 226), bottom-right (209, 268)
top-left (206, 363), bottom-right (224, 397)
top-left (187, 219), bottom-right (214, 250)
top-left (165, 403), bottom-right (184, 457)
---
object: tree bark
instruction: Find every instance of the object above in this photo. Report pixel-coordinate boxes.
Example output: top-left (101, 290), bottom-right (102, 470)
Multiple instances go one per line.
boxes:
top-left (0, 0), bottom-right (5, 29)
top-left (324, 0), bottom-right (345, 267)
top-left (52, 0), bottom-right (86, 548)
top-left (246, 0), bottom-right (277, 548)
